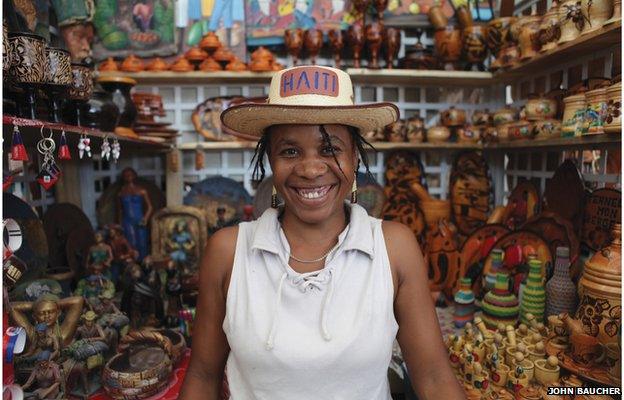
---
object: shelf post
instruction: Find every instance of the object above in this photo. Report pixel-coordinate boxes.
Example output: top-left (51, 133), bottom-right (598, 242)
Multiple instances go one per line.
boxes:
top-left (166, 149), bottom-right (183, 206)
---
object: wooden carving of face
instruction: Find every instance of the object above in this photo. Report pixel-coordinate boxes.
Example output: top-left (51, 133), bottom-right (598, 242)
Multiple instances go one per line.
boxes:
top-left (268, 124), bottom-right (357, 224)
top-left (60, 22), bottom-right (94, 62)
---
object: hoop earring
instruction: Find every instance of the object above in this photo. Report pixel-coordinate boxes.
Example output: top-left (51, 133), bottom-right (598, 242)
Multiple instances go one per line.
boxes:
top-left (350, 178), bottom-right (357, 204)
top-left (271, 186), bottom-right (279, 208)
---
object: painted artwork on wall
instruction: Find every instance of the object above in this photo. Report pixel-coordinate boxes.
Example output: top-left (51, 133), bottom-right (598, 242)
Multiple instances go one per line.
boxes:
top-left (175, 0), bottom-right (247, 61)
top-left (245, 0), bottom-right (454, 46)
top-left (92, 0), bottom-right (176, 59)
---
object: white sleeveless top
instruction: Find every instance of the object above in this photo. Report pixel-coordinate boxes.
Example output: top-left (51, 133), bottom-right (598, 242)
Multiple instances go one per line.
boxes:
top-left (223, 204), bottom-right (399, 400)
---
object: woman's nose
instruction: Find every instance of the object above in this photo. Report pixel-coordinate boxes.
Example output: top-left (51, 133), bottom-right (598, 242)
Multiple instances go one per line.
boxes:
top-left (294, 158), bottom-right (329, 179)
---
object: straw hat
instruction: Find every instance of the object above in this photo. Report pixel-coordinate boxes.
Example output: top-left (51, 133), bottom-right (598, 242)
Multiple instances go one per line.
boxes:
top-left (82, 311), bottom-right (97, 321)
top-left (220, 65), bottom-right (399, 140)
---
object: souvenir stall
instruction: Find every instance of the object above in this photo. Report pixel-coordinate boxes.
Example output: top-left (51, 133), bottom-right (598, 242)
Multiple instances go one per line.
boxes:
top-left (1, 0), bottom-right (621, 398)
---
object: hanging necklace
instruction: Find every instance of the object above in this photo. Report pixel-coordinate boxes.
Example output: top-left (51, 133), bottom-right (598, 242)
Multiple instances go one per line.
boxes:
top-left (288, 242), bottom-right (340, 264)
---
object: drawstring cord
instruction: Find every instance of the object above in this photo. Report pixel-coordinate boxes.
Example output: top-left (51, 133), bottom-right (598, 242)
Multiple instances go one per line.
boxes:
top-left (265, 268), bottom-right (335, 350)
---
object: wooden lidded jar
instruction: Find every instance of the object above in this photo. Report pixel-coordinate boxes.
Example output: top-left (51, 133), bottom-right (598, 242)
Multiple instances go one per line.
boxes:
top-left (584, 87), bottom-right (608, 134)
top-left (561, 93), bottom-right (587, 137)
top-left (518, 14), bottom-right (542, 60)
top-left (605, 81), bottom-right (622, 133)
top-left (581, 0), bottom-right (614, 33)
top-left (576, 224), bottom-right (621, 346)
top-left (539, 1), bottom-right (563, 52)
top-left (558, 0), bottom-right (583, 43)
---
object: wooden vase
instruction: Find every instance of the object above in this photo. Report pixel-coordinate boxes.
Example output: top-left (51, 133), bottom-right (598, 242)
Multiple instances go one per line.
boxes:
top-left (558, 0), bottom-right (583, 43)
top-left (539, 2), bottom-right (563, 51)
top-left (328, 29), bottom-right (345, 69)
top-left (577, 224), bottom-right (622, 346)
top-left (304, 28), bottom-right (323, 65)
top-left (434, 25), bottom-right (462, 71)
top-left (462, 24), bottom-right (488, 71)
top-left (561, 93), bottom-right (587, 137)
top-left (284, 28), bottom-right (304, 66)
top-left (584, 87), bottom-right (608, 134)
top-left (384, 27), bottom-right (401, 69)
top-left (581, 0), bottom-right (614, 33)
top-left (347, 23), bottom-right (365, 68)
top-left (487, 17), bottom-right (517, 54)
top-left (518, 15), bottom-right (542, 60)
top-left (365, 22), bottom-right (384, 69)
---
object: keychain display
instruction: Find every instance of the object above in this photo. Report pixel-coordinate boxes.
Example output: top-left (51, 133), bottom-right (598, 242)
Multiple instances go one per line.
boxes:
top-left (58, 130), bottom-right (71, 160)
top-left (111, 138), bottom-right (121, 163)
top-left (36, 128), bottom-right (62, 190)
top-left (101, 135), bottom-right (112, 161)
top-left (10, 125), bottom-right (28, 162)
top-left (78, 134), bottom-right (92, 159)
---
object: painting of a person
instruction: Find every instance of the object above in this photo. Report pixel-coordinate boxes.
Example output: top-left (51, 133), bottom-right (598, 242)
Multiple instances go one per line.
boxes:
top-left (166, 219), bottom-right (197, 272)
top-left (117, 168), bottom-right (153, 261)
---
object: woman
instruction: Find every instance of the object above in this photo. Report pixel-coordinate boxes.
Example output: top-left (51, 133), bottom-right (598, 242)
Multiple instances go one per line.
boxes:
top-left (180, 66), bottom-right (463, 399)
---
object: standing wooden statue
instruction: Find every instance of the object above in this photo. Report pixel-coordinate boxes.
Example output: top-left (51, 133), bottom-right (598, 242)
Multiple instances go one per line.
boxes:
top-left (117, 168), bottom-right (154, 261)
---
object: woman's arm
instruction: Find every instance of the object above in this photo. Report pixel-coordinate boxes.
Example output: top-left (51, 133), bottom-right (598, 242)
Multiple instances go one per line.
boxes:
top-left (178, 226), bottom-right (237, 400)
top-left (382, 221), bottom-right (464, 400)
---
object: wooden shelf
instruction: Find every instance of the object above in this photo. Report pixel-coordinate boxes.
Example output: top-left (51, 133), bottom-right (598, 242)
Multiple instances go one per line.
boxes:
top-left (346, 68), bottom-right (494, 86)
top-left (97, 69), bottom-right (495, 86)
top-left (3, 116), bottom-right (172, 153)
top-left (97, 71), bottom-right (275, 85)
top-left (179, 134), bottom-right (620, 151)
top-left (484, 133), bottom-right (621, 149)
top-left (495, 21), bottom-right (621, 81)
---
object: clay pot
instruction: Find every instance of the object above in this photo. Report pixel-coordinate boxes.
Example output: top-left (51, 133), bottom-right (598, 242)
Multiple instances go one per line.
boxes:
top-left (558, 0), bottom-right (583, 43)
top-left (251, 46), bottom-right (274, 62)
top-left (576, 224), bottom-right (621, 345)
top-left (434, 25), bottom-right (462, 70)
top-left (561, 93), bottom-right (587, 137)
top-left (120, 54), bottom-right (145, 72)
top-left (169, 57), bottom-right (193, 72)
top-left (440, 106), bottom-right (466, 127)
top-left (400, 40), bottom-right (437, 70)
top-left (472, 109), bottom-right (491, 126)
top-left (83, 83), bottom-right (120, 132)
top-left (185, 47), bottom-right (208, 64)
top-left (525, 96), bottom-right (558, 120)
top-left (487, 17), bottom-right (517, 53)
top-left (385, 120), bottom-right (406, 142)
top-left (462, 24), bottom-right (488, 70)
top-left (457, 125), bottom-right (481, 143)
top-left (605, 81), bottom-right (622, 133)
top-left (531, 119), bottom-right (562, 140)
top-left (99, 57), bottom-right (119, 72)
top-left (498, 44), bottom-right (520, 68)
top-left (199, 32), bottom-right (221, 52)
top-left (365, 22), bottom-right (384, 69)
top-left (518, 15), bottom-right (542, 60)
top-left (249, 58), bottom-right (273, 72)
top-left (272, 62), bottom-right (285, 71)
top-left (539, 2), bottom-right (563, 52)
top-left (426, 126), bottom-right (451, 143)
top-left (428, 5), bottom-right (449, 30)
top-left (507, 120), bottom-right (533, 140)
top-left (213, 47), bottom-right (234, 64)
top-left (226, 58), bottom-right (247, 71)
top-left (304, 28), bottom-right (324, 65)
top-left (581, 0), bottom-right (613, 33)
top-left (584, 87), bottom-right (608, 134)
top-left (98, 75), bottom-right (138, 131)
top-left (406, 115), bottom-right (425, 142)
top-left (384, 27), bottom-right (401, 69)
top-left (199, 57), bottom-right (222, 72)
top-left (493, 106), bottom-right (517, 125)
top-left (146, 57), bottom-right (168, 72)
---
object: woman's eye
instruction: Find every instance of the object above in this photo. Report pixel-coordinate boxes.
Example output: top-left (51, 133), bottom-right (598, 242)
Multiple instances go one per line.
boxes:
top-left (321, 145), bottom-right (341, 155)
top-left (279, 148), bottom-right (299, 157)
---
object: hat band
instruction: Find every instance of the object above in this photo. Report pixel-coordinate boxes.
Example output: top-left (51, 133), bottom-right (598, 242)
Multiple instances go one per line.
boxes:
top-left (279, 66), bottom-right (340, 98)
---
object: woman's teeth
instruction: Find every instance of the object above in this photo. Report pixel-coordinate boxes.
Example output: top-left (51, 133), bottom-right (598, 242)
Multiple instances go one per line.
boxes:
top-left (296, 185), bottom-right (332, 199)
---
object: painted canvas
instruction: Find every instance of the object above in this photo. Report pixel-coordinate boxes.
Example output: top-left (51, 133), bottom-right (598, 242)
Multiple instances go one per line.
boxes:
top-left (245, 0), bottom-right (455, 45)
top-left (174, 0), bottom-right (247, 60)
top-left (92, 0), bottom-right (176, 59)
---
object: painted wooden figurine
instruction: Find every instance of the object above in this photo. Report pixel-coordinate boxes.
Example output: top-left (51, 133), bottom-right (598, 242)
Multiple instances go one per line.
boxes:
top-left (117, 168), bottom-right (153, 261)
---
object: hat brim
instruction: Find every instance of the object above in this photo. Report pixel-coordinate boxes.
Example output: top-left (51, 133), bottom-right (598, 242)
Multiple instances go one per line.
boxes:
top-left (220, 103), bottom-right (400, 140)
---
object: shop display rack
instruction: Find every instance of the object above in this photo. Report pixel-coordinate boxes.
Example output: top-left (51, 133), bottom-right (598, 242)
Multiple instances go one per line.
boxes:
top-left (2, 115), bottom-right (173, 152)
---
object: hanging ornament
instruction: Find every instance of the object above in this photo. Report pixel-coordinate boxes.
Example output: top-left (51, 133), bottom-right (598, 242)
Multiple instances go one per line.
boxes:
top-left (10, 125), bottom-right (28, 162)
top-left (36, 129), bottom-right (61, 190)
top-left (78, 134), bottom-right (91, 159)
top-left (111, 138), bottom-right (121, 163)
top-left (195, 148), bottom-right (204, 170)
top-left (101, 135), bottom-right (112, 161)
top-left (57, 130), bottom-right (71, 160)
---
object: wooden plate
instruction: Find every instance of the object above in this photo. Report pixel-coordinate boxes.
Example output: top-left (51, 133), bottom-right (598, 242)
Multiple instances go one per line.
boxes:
top-left (449, 151), bottom-right (493, 236)
top-left (3, 193), bottom-right (48, 283)
top-left (43, 203), bottom-right (94, 272)
top-left (521, 211), bottom-right (580, 277)
top-left (581, 188), bottom-right (621, 251)
top-left (543, 160), bottom-right (586, 234)
top-left (501, 181), bottom-right (540, 229)
top-left (482, 230), bottom-right (552, 295)
top-left (545, 338), bottom-right (618, 387)
top-left (458, 223), bottom-right (511, 295)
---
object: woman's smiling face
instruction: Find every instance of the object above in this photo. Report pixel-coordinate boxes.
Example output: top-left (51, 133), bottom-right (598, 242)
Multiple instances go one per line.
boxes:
top-left (268, 124), bottom-right (357, 224)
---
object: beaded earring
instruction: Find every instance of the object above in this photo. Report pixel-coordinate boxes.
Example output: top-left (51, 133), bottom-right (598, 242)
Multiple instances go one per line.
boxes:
top-left (271, 186), bottom-right (278, 208)
top-left (350, 177), bottom-right (357, 204)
